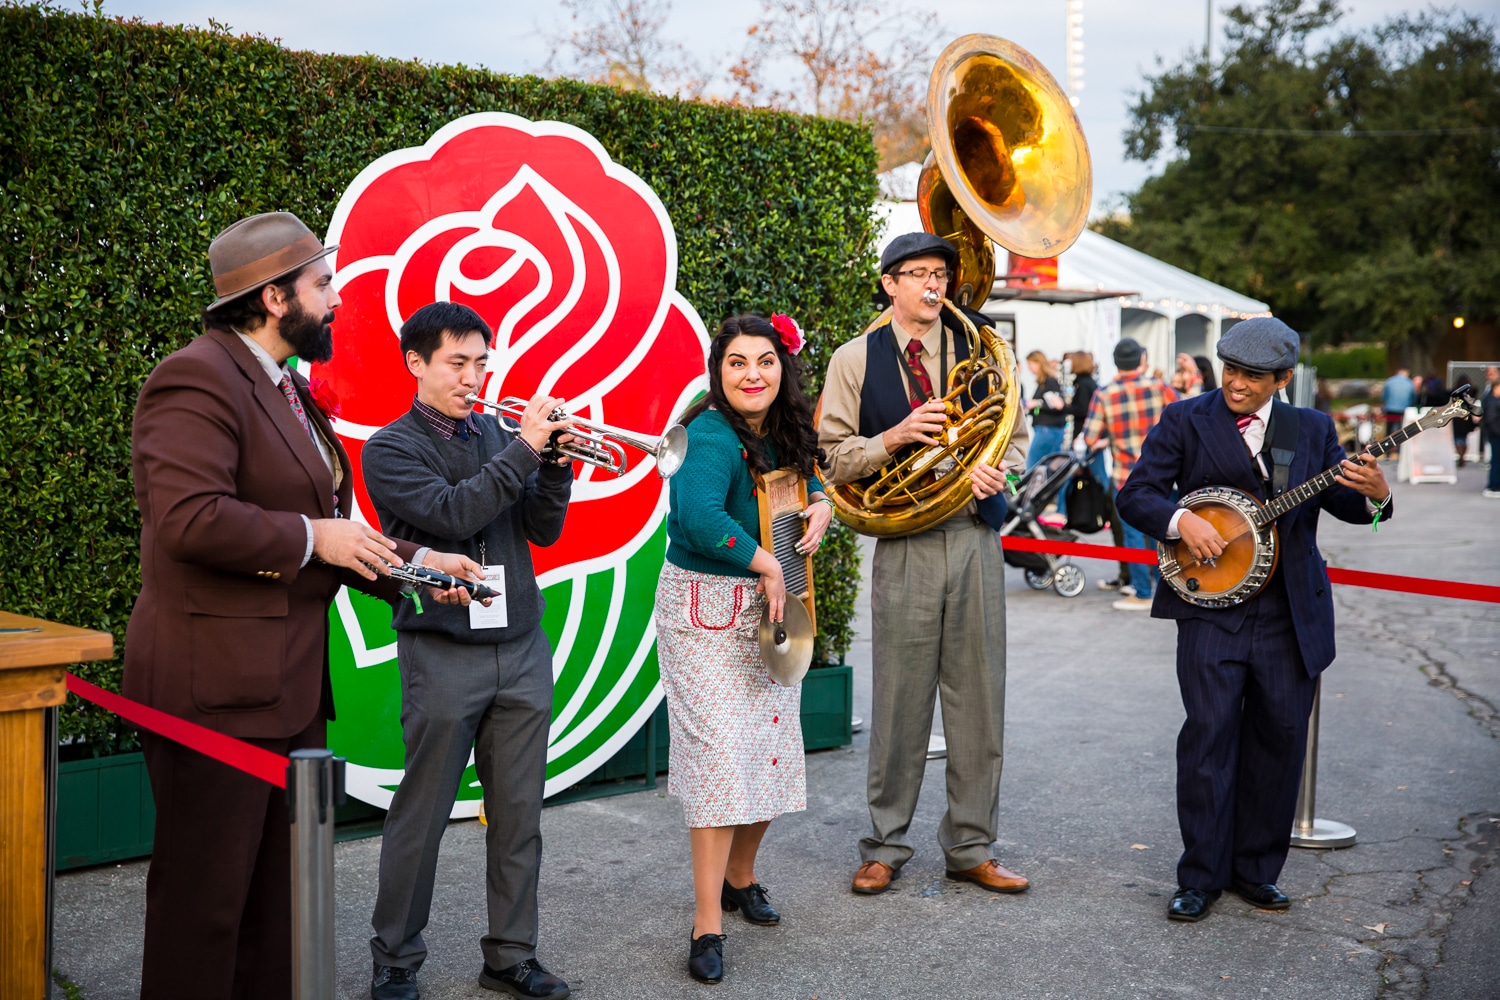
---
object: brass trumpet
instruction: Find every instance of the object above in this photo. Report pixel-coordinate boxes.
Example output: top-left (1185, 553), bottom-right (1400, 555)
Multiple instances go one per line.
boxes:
top-left (464, 393), bottom-right (688, 479)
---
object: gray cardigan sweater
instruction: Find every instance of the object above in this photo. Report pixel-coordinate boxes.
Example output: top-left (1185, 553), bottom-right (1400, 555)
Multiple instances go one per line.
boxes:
top-left (361, 407), bottom-right (572, 644)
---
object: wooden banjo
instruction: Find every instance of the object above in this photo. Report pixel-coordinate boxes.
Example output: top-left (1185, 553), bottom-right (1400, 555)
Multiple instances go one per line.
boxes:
top-left (1159, 390), bottom-right (1480, 608)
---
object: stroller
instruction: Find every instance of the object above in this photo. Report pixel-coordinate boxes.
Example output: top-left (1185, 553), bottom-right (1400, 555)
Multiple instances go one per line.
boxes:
top-left (999, 451), bottom-right (1087, 597)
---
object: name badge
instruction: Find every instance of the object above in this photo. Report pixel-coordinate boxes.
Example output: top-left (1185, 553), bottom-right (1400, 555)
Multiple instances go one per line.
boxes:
top-left (468, 565), bottom-right (508, 629)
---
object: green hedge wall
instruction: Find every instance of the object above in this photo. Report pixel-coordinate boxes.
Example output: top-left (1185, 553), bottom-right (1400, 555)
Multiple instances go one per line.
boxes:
top-left (0, 4), bottom-right (879, 749)
top-left (1308, 346), bottom-right (1388, 381)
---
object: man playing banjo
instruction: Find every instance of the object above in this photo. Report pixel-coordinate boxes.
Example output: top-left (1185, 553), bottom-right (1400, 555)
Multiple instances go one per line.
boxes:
top-left (1115, 317), bottom-right (1392, 923)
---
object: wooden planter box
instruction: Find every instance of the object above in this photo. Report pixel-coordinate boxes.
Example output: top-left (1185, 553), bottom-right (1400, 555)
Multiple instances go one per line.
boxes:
top-left (55, 751), bottom-right (155, 871)
top-left (799, 663), bottom-right (854, 751)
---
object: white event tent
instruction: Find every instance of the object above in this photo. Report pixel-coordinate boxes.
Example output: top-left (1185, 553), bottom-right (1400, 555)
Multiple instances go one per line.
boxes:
top-left (873, 175), bottom-right (1270, 396)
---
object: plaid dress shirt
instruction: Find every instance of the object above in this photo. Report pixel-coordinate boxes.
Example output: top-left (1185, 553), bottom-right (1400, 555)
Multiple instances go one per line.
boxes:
top-left (1083, 370), bottom-right (1181, 491)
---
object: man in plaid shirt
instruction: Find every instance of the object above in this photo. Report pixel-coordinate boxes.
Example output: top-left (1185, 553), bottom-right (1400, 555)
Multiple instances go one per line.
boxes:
top-left (1083, 337), bottom-right (1180, 610)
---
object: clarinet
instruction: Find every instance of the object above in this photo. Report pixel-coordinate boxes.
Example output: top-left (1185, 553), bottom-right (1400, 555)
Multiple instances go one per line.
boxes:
top-left (369, 561), bottom-right (499, 602)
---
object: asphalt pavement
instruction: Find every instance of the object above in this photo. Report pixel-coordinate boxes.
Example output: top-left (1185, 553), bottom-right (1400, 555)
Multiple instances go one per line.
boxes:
top-left (53, 464), bottom-right (1500, 999)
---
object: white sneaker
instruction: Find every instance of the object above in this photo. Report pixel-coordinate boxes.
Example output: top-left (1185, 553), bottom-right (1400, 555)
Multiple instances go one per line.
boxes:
top-left (1096, 579), bottom-right (1123, 592)
top-left (1119, 584), bottom-right (1137, 598)
top-left (1112, 595), bottom-right (1153, 611)
top-left (1484, 489), bottom-right (1500, 499)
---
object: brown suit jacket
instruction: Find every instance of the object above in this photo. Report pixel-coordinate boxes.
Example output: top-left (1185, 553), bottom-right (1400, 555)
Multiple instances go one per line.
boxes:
top-left (123, 327), bottom-right (416, 739)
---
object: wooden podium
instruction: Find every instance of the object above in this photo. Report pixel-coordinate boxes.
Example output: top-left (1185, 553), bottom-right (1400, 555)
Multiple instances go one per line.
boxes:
top-left (0, 611), bottom-right (114, 1000)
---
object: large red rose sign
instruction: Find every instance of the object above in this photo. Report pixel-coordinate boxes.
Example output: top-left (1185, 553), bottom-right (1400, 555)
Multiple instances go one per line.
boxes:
top-left (309, 114), bottom-right (708, 814)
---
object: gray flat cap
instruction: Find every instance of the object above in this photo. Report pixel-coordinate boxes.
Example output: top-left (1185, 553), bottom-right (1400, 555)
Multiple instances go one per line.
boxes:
top-left (880, 232), bottom-right (957, 275)
top-left (1217, 317), bottom-right (1300, 374)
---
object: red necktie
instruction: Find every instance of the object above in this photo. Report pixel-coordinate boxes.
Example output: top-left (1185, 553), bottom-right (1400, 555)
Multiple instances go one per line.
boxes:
top-left (1236, 413), bottom-right (1257, 433)
top-left (903, 340), bottom-right (935, 409)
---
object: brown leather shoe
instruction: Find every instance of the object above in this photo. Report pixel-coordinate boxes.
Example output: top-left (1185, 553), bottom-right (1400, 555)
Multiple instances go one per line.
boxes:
top-left (946, 859), bottom-right (1030, 893)
top-left (851, 860), bottom-right (896, 895)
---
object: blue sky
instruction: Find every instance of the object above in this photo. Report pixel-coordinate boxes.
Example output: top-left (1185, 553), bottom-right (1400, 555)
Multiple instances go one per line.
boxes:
top-left (100, 0), bottom-right (1453, 216)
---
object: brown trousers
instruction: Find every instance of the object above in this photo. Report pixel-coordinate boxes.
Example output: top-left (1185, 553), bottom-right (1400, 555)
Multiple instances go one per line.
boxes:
top-left (139, 717), bottom-right (325, 1000)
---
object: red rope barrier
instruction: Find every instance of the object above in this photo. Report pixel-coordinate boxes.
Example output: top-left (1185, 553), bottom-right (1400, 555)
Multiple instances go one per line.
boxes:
top-left (65, 673), bottom-right (290, 787)
top-left (999, 535), bottom-right (1500, 604)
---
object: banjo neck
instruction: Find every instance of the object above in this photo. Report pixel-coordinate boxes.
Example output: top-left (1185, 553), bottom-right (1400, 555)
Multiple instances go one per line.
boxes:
top-left (1251, 395), bottom-right (1474, 529)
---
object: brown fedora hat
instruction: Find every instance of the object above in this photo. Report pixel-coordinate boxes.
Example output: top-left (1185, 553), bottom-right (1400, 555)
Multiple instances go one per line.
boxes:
top-left (205, 211), bottom-right (338, 311)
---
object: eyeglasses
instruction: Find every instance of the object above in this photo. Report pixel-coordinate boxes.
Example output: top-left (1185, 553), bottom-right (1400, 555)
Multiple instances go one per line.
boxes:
top-left (893, 267), bottom-right (950, 283)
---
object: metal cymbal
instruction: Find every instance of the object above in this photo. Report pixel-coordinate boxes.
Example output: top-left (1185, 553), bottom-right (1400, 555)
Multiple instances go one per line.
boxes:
top-left (759, 597), bottom-right (814, 687)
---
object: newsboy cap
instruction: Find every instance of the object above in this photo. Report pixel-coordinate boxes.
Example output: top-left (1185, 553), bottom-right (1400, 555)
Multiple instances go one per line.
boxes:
top-left (1113, 337), bottom-right (1143, 370)
top-left (879, 232), bottom-right (957, 275)
top-left (206, 212), bottom-right (338, 311)
top-left (1217, 317), bottom-right (1301, 374)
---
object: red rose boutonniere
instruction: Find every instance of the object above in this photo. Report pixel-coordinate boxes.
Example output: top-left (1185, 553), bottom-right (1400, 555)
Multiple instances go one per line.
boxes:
top-left (309, 377), bottom-right (342, 420)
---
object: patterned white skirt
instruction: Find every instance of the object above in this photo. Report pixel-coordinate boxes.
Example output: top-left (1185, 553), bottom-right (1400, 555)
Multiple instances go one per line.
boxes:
top-left (654, 561), bottom-right (806, 828)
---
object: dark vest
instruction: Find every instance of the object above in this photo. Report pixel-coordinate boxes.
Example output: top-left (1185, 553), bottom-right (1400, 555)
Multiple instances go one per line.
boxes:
top-left (858, 318), bottom-right (1008, 530)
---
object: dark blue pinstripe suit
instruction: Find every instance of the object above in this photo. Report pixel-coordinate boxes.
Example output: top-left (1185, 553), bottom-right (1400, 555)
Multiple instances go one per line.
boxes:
top-left (1116, 390), bottom-right (1388, 890)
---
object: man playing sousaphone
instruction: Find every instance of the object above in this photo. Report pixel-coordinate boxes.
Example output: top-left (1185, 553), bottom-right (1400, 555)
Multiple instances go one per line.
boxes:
top-left (819, 232), bottom-right (1031, 897)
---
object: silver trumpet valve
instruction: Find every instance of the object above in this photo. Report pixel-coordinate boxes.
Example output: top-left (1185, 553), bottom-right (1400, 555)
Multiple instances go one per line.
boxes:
top-left (464, 393), bottom-right (688, 479)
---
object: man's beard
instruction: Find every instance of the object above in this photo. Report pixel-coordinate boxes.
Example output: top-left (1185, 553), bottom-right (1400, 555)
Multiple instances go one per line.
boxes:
top-left (282, 297), bottom-right (335, 364)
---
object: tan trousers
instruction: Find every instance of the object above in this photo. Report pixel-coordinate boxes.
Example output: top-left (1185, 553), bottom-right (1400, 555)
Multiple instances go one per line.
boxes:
top-left (859, 515), bottom-right (1008, 872)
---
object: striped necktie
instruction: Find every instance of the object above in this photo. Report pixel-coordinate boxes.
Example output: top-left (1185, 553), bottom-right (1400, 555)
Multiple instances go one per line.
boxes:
top-left (903, 339), bottom-right (935, 408)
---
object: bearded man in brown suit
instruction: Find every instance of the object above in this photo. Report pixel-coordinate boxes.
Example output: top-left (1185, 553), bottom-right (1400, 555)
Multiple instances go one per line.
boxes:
top-left (124, 212), bottom-right (481, 1000)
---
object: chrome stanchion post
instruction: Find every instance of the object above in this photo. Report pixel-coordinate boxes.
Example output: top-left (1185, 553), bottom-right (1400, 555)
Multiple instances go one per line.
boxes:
top-left (288, 750), bottom-right (343, 1000)
top-left (1290, 679), bottom-right (1357, 849)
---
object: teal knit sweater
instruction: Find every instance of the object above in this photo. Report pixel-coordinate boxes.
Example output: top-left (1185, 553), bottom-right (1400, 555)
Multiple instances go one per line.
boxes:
top-left (665, 408), bottom-right (824, 578)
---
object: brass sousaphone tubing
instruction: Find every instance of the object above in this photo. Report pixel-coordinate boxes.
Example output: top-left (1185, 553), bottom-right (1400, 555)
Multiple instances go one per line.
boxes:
top-left (464, 393), bottom-right (688, 478)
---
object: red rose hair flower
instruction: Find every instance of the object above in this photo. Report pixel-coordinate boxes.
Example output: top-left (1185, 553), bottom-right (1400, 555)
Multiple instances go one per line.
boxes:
top-left (770, 313), bottom-right (804, 356)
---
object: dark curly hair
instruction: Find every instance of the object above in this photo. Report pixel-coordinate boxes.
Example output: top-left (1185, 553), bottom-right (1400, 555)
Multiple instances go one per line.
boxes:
top-left (679, 314), bottom-right (824, 480)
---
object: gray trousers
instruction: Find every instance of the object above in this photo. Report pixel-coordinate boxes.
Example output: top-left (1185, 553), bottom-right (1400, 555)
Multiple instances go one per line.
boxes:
top-left (370, 626), bottom-right (553, 972)
top-left (860, 515), bottom-right (1008, 872)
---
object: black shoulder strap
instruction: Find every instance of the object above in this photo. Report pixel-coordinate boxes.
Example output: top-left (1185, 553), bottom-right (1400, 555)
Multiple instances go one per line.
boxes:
top-left (1268, 399), bottom-right (1299, 496)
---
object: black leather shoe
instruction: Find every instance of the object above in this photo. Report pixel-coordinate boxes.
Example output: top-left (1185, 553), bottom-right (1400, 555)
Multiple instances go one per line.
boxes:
top-left (1167, 887), bottom-right (1221, 922)
top-left (688, 932), bottom-right (726, 984)
top-left (1231, 879), bottom-right (1291, 909)
top-left (371, 964), bottom-right (419, 1000)
top-left (721, 880), bottom-right (780, 925)
top-left (478, 958), bottom-right (570, 999)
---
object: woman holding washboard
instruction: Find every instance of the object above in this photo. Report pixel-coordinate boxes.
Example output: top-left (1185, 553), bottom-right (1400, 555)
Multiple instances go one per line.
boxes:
top-left (655, 312), bottom-right (833, 984)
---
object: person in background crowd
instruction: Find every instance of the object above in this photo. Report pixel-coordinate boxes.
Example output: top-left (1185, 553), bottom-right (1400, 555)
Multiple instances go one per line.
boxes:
top-left (1193, 355), bottom-right (1218, 393)
top-left (362, 302), bottom-right (576, 1000)
top-left (1083, 338), bottom-right (1181, 611)
top-left (657, 313), bottom-right (833, 984)
top-left (1172, 353), bottom-right (1203, 396)
top-left (1117, 317), bottom-right (1392, 924)
top-left (1410, 374), bottom-right (1425, 406)
top-left (1026, 350), bottom-right (1068, 469)
top-left (1315, 378), bottom-right (1335, 414)
top-left (1482, 365), bottom-right (1500, 463)
top-left (1068, 352), bottom-right (1131, 592)
top-left (820, 231), bottom-right (1030, 902)
top-left (1421, 372), bottom-right (1448, 408)
top-left (1451, 390), bottom-right (1477, 468)
top-left (124, 212), bottom-right (477, 1000)
top-left (1381, 367), bottom-right (1415, 444)
top-left (1484, 379), bottom-right (1500, 499)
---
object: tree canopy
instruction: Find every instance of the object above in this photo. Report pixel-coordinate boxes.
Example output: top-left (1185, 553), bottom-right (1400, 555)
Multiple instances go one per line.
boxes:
top-left (1095, 0), bottom-right (1500, 357)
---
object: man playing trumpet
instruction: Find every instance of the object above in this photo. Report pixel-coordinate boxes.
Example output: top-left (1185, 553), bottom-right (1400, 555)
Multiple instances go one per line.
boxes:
top-left (819, 232), bottom-right (1031, 897)
top-left (362, 301), bottom-right (575, 1000)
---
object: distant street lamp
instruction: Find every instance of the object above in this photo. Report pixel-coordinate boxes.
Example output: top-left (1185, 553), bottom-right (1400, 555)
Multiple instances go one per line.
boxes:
top-left (1454, 316), bottom-right (1466, 329)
